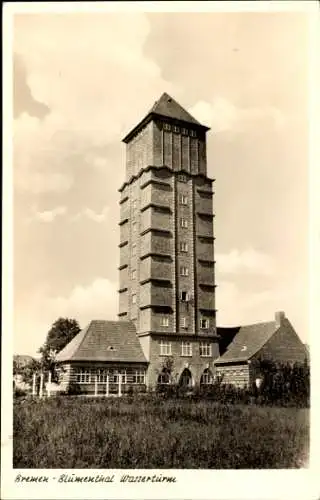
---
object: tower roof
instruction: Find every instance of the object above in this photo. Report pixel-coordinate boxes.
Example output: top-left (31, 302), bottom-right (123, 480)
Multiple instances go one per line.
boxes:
top-left (149, 92), bottom-right (203, 126)
top-left (122, 92), bottom-right (210, 143)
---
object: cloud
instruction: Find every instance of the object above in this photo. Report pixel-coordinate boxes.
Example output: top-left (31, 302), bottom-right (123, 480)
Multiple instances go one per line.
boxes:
top-left (216, 279), bottom-right (307, 341)
top-left (14, 53), bottom-right (50, 120)
top-left (13, 14), bottom-right (175, 199)
top-left (13, 14), bottom-right (173, 145)
top-left (16, 169), bottom-right (73, 195)
top-left (189, 97), bottom-right (285, 133)
top-left (216, 248), bottom-right (275, 276)
top-left (14, 278), bottom-right (119, 356)
top-left (30, 205), bottom-right (67, 222)
top-left (14, 112), bottom-right (75, 194)
top-left (48, 278), bottom-right (118, 321)
top-left (71, 206), bottom-right (110, 223)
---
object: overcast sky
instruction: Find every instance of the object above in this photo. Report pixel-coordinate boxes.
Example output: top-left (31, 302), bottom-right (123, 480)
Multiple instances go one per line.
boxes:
top-left (12, 7), bottom-right (310, 356)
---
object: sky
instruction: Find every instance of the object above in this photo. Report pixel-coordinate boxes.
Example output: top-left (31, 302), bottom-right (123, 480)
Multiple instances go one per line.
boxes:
top-left (12, 6), bottom-right (310, 356)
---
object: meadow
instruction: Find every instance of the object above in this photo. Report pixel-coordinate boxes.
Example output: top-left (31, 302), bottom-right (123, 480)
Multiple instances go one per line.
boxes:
top-left (13, 396), bottom-right (309, 469)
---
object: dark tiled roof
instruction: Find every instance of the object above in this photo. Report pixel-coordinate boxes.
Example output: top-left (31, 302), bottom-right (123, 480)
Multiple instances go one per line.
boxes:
top-left (215, 321), bottom-right (278, 364)
top-left (122, 93), bottom-right (209, 143)
top-left (149, 93), bottom-right (203, 126)
top-left (56, 320), bottom-right (147, 363)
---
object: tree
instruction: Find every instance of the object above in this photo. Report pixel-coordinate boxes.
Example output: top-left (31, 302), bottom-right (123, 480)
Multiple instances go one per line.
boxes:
top-left (38, 317), bottom-right (81, 378)
top-left (13, 356), bottom-right (42, 386)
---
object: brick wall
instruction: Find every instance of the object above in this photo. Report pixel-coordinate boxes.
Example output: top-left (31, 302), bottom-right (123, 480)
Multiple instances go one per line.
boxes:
top-left (151, 120), bottom-right (207, 177)
top-left (198, 136), bottom-right (207, 175)
top-left (139, 281), bottom-right (173, 309)
top-left (119, 117), bottom-right (215, 339)
top-left (147, 334), bottom-right (220, 388)
top-left (215, 363), bottom-right (250, 388)
top-left (140, 231), bottom-right (172, 257)
top-left (126, 122), bottom-right (153, 181)
top-left (175, 176), bottom-right (196, 332)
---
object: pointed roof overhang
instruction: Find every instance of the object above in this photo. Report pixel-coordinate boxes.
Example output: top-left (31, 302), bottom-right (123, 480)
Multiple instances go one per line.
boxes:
top-left (122, 93), bottom-right (210, 144)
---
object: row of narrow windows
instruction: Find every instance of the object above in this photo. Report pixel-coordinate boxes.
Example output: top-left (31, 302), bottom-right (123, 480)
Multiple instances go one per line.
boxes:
top-left (75, 368), bottom-right (145, 385)
top-left (75, 367), bottom-right (214, 387)
top-left (163, 123), bottom-right (197, 137)
top-left (160, 340), bottom-right (212, 357)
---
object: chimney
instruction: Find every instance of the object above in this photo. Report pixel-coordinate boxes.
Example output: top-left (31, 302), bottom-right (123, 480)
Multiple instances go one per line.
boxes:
top-left (275, 311), bottom-right (285, 328)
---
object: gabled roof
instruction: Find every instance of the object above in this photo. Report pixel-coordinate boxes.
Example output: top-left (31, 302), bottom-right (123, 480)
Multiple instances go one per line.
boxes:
top-left (122, 92), bottom-right (210, 143)
top-left (215, 321), bottom-right (279, 364)
top-left (56, 320), bottom-right (147, 364)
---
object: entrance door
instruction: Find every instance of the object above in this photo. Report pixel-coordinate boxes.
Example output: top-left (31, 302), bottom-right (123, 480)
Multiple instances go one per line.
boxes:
top-left (179, 368), bottom-right (193, 388)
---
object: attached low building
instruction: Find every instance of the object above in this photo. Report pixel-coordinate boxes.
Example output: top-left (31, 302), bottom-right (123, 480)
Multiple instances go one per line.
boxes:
top-left (215, 311), bottom-right (309, 388)
top-left (55, 320), bottom-right (148, 394)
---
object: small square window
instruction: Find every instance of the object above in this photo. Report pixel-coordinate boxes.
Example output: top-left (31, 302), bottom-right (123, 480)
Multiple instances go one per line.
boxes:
top-left (132, 294), bottom-right (137, 305)
top-left (190, 130), bottom-right (197, 137)
top-left (181, 127), bottom-right (188, 136)
top-left (200, 318), bottom-right (209, 329)
top-left (180, 218), bottom-right (188, 228)
top-left (180, 317), bottom-right (188, 329)
top-left (178, 174), bottom-right (187, 183)
top-left (161, 316), bottom-right (169, 327)
top-left (180, 241), bottom-right (188, 252)
top-left (180, 291), bottom-right (189, 302)
top-left (173, 125), bottom-right (180, 133)
top-left (163, 123), bottom-right (171, 131)
top-left (180, 194), bottom-right (188, 205)
top-left (180, 266), bottom-right (189, 276)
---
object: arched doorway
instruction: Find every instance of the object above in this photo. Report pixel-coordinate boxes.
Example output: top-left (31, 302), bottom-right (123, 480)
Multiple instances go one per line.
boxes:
top-left (200, 368), bottom-right (213, 385)
top-left (179, 368), bottom-right (193, 388)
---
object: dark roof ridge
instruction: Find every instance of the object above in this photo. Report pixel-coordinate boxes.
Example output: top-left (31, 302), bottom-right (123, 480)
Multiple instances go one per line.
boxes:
top-left (218, 320), bottom-right (276, 330)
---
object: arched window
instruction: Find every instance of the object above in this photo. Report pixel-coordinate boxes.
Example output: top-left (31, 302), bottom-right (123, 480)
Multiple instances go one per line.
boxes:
top-left (157, 368), bottom-right (171, 385)
top-left (200, 368), bottom-right (213, 385)
top-left (179, 368), bottom-right (193, 388)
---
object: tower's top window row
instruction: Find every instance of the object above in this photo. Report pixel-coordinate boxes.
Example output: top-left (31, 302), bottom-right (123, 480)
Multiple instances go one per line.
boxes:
top-left (161, 123), bottom-right (197, 138)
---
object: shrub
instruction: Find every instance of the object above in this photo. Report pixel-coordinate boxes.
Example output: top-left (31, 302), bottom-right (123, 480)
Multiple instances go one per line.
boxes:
top-left (13, 387), bottom-right (28, 399)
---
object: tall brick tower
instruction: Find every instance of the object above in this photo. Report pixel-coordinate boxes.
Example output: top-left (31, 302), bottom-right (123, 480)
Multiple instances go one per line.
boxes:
top-left (118, 93), bottom-right (219, 388)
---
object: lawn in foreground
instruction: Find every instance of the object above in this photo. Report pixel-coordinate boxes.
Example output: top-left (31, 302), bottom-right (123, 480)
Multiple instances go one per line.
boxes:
top-left (13, 396), bottom-right (309, 469)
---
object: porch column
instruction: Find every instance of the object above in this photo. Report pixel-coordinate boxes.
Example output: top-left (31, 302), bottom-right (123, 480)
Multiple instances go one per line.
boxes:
top-left (47, 371), bottom-right (52, 397)
top-left (118, 374), bottom-right (122, 397)
top-left (94, 375), bottom-right (98, 397)
top-left (39, 372), bottom-right (44, 399)
top-left (32, 373), bottom-right (36, 396)
top-left (105, 373), bottom-right (109, 397)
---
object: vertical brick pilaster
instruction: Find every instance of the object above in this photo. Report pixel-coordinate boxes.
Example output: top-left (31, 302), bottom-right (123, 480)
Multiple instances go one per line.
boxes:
top-left (172, 174), bottom-right (177, 333)
top-left (191, 178), bottom-right (198, 334)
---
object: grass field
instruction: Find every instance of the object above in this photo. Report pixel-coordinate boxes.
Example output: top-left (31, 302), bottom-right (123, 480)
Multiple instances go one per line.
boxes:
top-left (13, 396), bottom-right (309, 469)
